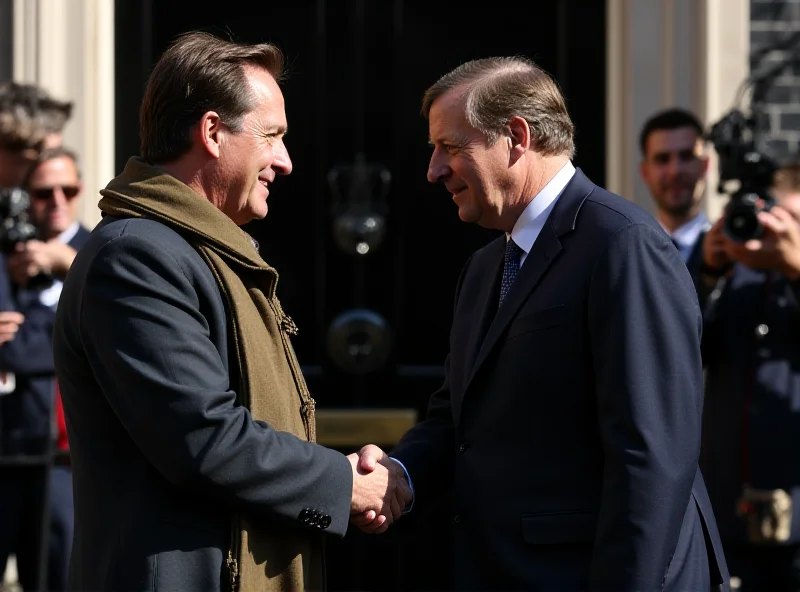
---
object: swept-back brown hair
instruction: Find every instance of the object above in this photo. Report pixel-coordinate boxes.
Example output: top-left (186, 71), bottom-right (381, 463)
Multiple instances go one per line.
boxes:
top-left (139, 31), bottom-right (285, 164)
top-left (421, 56), bottom-right (574, 157)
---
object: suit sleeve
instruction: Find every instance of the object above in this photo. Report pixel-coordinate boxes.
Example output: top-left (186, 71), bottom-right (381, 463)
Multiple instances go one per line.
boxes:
top-left (587, 223), bottom-right (704, 589)
top-left (390, 254), bottom-right (477, 501)
top-left (0, 261), bottom-right (58, 376)
top-left (76, 234), bottom-right (353, 536)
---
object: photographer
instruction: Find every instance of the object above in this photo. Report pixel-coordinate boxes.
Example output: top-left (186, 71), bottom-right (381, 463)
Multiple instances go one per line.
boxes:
top-left (0, 82), bottom-right (80, 592)
top-left (699, 161), bottom-right (800, 591)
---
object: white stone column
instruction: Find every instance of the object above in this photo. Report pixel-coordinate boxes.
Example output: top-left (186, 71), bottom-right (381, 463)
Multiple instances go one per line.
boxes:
top-left (606, 0), bottom-right (750, 220)
top-left (13, 0), bottom-right (114, 230)
top-left (698, 0), bottom-right (751, 220)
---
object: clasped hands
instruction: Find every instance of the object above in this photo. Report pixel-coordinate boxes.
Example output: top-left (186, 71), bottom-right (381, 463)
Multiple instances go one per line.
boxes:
top-left (347, 444), bottom-right (412, 534)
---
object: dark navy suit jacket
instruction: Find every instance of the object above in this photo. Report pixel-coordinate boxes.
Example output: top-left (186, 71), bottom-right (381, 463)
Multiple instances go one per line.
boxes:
top-left (0, 225), bottom-right (90, 455)
top-left (391, 169), bottom-right (729, 591)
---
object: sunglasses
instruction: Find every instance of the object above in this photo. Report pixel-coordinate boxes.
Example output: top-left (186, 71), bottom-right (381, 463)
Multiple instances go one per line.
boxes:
top-left (29, 185), bottom-right (80, 200)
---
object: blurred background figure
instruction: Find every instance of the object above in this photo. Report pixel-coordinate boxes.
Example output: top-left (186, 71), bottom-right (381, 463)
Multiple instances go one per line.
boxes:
top-left (0, 82), bottom-right (80, 592)
top-left (0, 82), bottom-right (72, 188)
top-left (698, 160), bottom-right (800, 592)
top-left (639, 107), bottom-right (711, 268)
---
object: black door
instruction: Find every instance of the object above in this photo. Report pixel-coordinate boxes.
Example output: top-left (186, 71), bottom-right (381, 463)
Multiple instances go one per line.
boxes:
top-left (115, 2), bottom-right (605, 589)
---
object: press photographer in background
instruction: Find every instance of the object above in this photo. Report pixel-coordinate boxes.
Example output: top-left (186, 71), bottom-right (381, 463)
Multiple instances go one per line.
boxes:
top-left (0, 82), bottom-right (81, 592)
top-left (699, 156), bottom-right (800, 591)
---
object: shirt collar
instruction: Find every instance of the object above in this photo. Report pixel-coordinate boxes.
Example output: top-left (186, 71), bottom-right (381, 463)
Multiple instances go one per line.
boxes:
top-left (509, 160), bottom-right (576, 255)
top-left (56, 221), bottom-right (80, 245)
top-left (665, 211), bottom-right (710, 251)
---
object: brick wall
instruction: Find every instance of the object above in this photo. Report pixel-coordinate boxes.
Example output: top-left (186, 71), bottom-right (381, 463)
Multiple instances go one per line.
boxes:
top-left (750, 0), bottom-right (800, 163)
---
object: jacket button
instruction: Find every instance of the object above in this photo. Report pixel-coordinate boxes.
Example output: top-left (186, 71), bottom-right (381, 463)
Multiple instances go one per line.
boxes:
top-left (452, 514), bottom-right (461, 524)
top-left (319, 515), bottom-right (332, 529)
top-left (458, 442), bottom-right (467, 453)
top-left (299, 508), bottom-right (313, 525)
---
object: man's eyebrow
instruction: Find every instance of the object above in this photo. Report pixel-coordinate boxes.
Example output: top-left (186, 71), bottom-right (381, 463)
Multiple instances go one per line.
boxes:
top-left (428, 135), bottom-right (468, 147)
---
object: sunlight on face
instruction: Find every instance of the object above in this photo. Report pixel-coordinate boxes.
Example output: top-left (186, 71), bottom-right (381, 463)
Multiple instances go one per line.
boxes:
top-left (215, 66), bottom-right (293, 226)
top-left (426, 88), bottom-right (513, 230)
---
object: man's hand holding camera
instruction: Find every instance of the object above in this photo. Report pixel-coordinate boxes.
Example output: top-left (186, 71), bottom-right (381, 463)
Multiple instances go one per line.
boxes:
top-left (702, 205), bottom-right (800, 280)
top-left (725, 206), bottom-right (800, 280)
top-left (6, 239), bottom-right (77, 286)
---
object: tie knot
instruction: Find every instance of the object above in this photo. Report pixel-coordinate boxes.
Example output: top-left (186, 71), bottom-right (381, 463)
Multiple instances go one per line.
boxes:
top-left (505, 238), bottom-right (523, 264)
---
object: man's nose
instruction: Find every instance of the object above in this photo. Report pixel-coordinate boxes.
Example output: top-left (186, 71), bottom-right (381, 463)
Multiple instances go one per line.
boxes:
top-left (667, 156), bottom-right (683, 176)
top-left (427, 151), bottom-right (451, 184)
top-left (274, 139), bottom-right (292, 176)
top-left (52, 187), bottom-right (69, 205)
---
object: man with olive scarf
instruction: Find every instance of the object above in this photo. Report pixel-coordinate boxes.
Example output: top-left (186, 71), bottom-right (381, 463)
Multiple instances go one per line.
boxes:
top-left (52, 31), bottom-right (410, 591)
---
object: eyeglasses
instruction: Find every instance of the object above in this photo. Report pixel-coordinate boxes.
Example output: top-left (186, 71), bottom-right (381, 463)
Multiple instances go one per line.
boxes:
top-left (28, 185), bottom-right (80, 200)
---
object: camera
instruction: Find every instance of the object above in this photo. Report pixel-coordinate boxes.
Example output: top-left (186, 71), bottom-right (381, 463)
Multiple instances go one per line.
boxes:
top-left (707, 109), bottom-right (777, 243)
top-left (0, 187), bottom-right (37, 253)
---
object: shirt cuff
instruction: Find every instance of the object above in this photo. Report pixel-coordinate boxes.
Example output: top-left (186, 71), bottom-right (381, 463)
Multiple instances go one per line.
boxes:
top-left (390, 456), bottom-right (415, 514)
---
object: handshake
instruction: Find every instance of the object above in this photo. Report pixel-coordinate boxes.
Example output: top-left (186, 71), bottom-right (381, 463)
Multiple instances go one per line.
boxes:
top-left (347, 444), bottom-right (413, 534)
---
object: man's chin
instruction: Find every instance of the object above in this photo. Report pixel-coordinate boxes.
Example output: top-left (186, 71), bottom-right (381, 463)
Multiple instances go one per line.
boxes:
top-left (457, 207), bottom-right (481, 225)
top-left (665, 205), bottom-right (694, 218)
top-left (658, 197), bottom-right (693, 217)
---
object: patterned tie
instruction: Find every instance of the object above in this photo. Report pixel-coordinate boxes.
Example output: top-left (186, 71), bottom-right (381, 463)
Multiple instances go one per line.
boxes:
top-left (499, 238), bottom-right (524, 307)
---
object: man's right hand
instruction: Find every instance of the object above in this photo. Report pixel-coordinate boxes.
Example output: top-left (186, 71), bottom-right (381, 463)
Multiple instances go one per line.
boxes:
top-left (0, 311), bottom-right (24, 344)
top-left (347, 445), bottom-right (412, 534)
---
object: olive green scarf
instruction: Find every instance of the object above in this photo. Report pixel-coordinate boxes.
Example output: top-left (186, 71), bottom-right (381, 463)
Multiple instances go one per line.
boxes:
top-left (98, 157), bottom-right (321, 591)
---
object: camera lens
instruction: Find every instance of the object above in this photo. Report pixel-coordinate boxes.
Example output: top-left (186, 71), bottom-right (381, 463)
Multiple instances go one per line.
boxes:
top-left (725, 209), bottom-right (761, 242)
top-left (723, 191), bottom-right (769, 242)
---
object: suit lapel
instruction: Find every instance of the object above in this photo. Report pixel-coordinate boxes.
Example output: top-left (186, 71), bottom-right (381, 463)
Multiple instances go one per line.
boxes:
top-left (465, 168), bottom-right (596, 390)
top-left (467, 223), bottom-right (562, 386)
top-left (464, 238), bottom-right (505, 377)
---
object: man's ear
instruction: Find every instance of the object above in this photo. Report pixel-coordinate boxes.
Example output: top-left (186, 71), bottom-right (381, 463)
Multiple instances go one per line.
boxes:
top-left (700, 153), bottom-right (710, 174)
top-left (196, 111), bottom-right (223, 159)
top-left (508, 116), bottom-right (531, 164)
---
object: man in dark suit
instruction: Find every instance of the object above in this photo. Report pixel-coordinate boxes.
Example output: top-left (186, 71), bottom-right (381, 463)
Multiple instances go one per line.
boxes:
top-left (639, 108), bottom-right (711, 277)
top-left (51, 31), bottom-right (408, 591)
top-left (354, 56), bottom-right (729, 591)
top-left (0, 146), bottom-right (90, 591)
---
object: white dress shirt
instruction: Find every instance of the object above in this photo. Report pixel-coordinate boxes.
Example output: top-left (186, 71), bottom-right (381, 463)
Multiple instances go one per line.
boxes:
top-left (509, 160), bottom-right (576, 264)
top-left (660, 211), bottom-right (709, 263)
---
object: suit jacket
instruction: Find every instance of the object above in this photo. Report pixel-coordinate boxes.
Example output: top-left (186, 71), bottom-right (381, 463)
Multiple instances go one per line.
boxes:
top-left (392, 169), bottom-right (729, 591)
top-left (52, 217), bottom-right (352, 591)
top-left (0, 225), bottom-right (90, 455)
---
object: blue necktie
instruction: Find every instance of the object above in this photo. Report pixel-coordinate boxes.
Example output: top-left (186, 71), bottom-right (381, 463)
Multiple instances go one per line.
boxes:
top-left (499, 238), bottom-right (523, 307)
